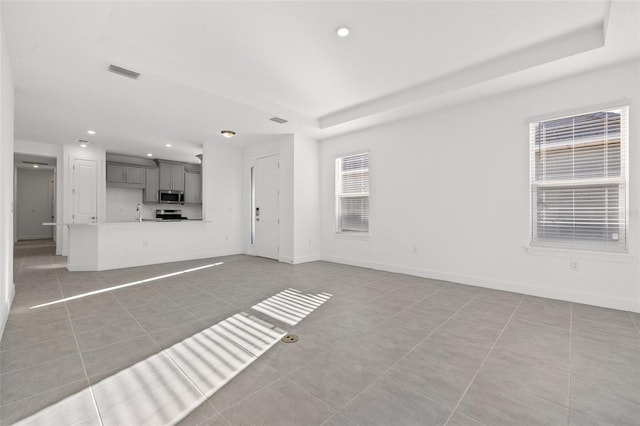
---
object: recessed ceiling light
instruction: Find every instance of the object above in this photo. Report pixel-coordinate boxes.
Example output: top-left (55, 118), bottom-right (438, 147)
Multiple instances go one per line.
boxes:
top-left (146, 153), bottom-right (153, 157)
top-left (336, 26), bottom-right (350, 37)
top-left (165, 143), bottom-right (172, 147)
top-left (79, 143), bottom-right (88, 148)
top-left (33, 164), bottom-right (39, 168)
top-left (221, 130), bottom-right (236, 138)
top-left (78, 139), bottom-right (90, 148)
top-left (87, 130), bottom-right (96, 135)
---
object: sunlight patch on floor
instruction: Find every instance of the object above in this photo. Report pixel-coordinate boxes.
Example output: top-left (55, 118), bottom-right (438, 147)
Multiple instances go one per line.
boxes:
top-left (28, 262), bottom-right (224, 310)
top-left (14, 312), bottom-right (285, 426)
top-left (251, 288), bottom-right (332, 325)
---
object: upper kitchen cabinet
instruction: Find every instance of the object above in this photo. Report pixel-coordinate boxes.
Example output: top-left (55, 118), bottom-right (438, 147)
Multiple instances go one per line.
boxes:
top-left (184, 170), bottom-right (202, 204)
top-left (158, 162), bottom-right (184, 191)
top-left (144, 167), bottom-right (160, 203)
top-left (106, 164), bottom-right (145, 188)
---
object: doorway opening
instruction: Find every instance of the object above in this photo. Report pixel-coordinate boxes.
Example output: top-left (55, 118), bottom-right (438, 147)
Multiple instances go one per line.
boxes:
top-left (14, 154), bottom-right (57, 243)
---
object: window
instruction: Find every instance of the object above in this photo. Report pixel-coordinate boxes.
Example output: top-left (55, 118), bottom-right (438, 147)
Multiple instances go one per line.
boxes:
top-left (529, 107), bottom-right (628, 252)
top-left (335, 152), bottom-right (369, 233)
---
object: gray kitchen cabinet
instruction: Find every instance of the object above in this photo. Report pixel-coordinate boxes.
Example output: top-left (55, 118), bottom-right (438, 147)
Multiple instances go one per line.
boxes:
top-left (184, 171), bottom-right (202, 204)
top-left (106, 164), bottom-right (145, 187)
top-left (159, 162), bottom-right (184, 191)
top-left (144, 167), bottom-right (160, 203)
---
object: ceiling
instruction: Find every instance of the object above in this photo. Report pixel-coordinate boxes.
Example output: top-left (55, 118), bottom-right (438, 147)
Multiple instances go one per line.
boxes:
top-left (2, 1), bottom-right (638, 163)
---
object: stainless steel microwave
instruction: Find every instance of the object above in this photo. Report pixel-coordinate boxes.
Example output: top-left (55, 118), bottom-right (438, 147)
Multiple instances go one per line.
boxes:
top-left (158, 190), bottom-right (184, 204)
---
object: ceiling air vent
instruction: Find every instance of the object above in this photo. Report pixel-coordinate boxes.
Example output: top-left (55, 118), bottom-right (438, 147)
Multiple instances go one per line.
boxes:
top-left (270, 117), bottom-right (288, 124)
top-left (108, 64), bottom-right (141, 80)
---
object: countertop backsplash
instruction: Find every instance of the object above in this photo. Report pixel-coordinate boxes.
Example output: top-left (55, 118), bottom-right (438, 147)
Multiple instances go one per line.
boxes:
top-left (106, 187), bottom-right (203, 222)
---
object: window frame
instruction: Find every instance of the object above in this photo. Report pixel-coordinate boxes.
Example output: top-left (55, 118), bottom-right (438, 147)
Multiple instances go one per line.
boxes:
top-left (334, 151), bottom-right (370, 236)
top-left (528, 106), bottom-right (629, 254)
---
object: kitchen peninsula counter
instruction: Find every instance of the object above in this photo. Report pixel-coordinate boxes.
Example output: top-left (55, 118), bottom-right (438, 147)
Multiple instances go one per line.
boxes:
top-left (66, 220), bottom-right (232, 271)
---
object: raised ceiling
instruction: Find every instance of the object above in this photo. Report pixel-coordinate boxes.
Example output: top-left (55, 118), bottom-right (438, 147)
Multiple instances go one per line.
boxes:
top-left (2, 1), bottom-right (638, 162)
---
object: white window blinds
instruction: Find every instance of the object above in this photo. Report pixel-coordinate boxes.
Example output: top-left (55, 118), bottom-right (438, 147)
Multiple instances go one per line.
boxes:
top-left (335, 153), bottom-right (369, 233)
top-left (529, 107), bottom-right (628, 252)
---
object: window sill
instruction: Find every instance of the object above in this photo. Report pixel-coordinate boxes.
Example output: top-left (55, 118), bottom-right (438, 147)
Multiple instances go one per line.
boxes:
top-left (334, 232), bottom-right (370, 241)
top-left (525, 245), bottom-right (634, 263)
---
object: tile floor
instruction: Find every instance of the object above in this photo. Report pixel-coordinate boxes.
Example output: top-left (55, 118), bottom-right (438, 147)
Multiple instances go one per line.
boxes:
top-left (1, 239), bottom-right (639, 425)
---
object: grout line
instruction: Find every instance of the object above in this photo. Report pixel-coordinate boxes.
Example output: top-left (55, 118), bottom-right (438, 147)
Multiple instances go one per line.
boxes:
top-left (338, 284), bottom-right (487, 424)
top-left (512, 315), bottom-right (571, 333)
top-left (206, 411), bottom-right (232, 426)
top-left (111, 292), bottom-right (287, 422)
top-left (160, 347), bottom-right (224, 419)
top-left (53, 247), bottom-right (104, 426)
top-left (282, 282), bottom-right (456, 379)
top-left (210, 364), bottom-right (285, 418)
top-left (100, 290), bottom-right (169, 421)
top-left (442, 295), bottom-right (525, 426)
top-left (568, 303), bottom-right (573, 425)
top-left (0, 378), bottom-right (88, 411)
top-left (287, 378), bottom-right (340, 419)
top-left (573, 313), bottom-right (639, 331)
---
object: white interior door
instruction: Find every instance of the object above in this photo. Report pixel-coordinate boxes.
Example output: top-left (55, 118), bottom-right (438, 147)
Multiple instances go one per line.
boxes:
top-left (254, 155), bottom-right (280, 260)
top-left (72, 158), bottom-right (97, 223)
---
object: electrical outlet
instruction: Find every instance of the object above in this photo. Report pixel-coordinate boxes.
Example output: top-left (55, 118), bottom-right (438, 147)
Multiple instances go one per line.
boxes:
top-left (569, 259), bottom-right (578, 271)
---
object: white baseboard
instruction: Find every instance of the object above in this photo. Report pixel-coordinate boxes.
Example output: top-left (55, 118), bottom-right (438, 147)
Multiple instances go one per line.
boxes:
top-left (278, 255), bottom-right (322, 265)
top-left (321, 254), bottom-right (639, 313)
top-left (67, 250), bottom-right (243, 271)
top-left (291, 255), bottom-right (322, 264)
top-left (0, 281), bottom-right (15, 342)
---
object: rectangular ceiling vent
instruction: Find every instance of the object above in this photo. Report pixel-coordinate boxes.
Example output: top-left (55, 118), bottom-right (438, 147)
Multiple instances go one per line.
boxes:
top-left (108, 64), bottom-right (141, 80)
top-left (270, 117), bottom-right (288, 124)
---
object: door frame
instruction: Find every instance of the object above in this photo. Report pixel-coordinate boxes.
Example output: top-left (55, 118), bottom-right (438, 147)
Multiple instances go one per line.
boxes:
top-left (14, 166), bottom-right (55, 241)
top-left (246, 153), bottom-right (281, 260)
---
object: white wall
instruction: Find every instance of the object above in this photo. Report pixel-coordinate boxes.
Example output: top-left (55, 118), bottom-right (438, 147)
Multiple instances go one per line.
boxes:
top-left (14, 139), bottom-right (64, 254)
top-left (0, 14), bottom-right (15, 339)
top-left (201, 142), bottom-right (243, 254)
top-left (16, 168), bottom-right (54, 240)
top-left (106, 187), bottom-right (203, 222)
top-left (292, 134), bottom-right (321, 263)
top-left (320, 60), bottom-right (640, 312)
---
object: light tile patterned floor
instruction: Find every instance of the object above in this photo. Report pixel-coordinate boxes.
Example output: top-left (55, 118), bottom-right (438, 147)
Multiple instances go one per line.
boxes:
top-left (1, 239), bottom-right (639, 425)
